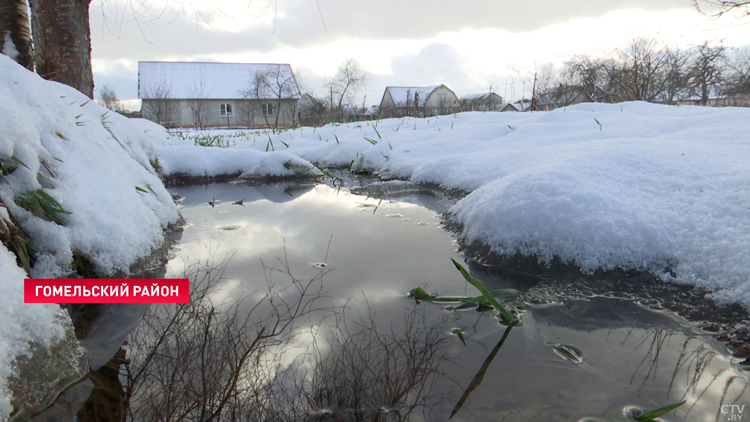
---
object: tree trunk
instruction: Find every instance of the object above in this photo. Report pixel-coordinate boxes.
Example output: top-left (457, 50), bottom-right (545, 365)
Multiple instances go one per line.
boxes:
top-left (29, 0), bottom-right (93, 98)
top-left (0, 0), bottom-right (34, 70)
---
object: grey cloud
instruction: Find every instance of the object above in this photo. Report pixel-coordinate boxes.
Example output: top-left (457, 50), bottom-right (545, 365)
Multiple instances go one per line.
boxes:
top-left (92, 0), bottom-right (691, 58)
top-left (274, 0), bottom-right (688, 46)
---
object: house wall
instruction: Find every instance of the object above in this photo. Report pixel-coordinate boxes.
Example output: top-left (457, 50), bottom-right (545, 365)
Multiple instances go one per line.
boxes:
top-left (379, 91), bottom-right (397, 109)
top-left (141, 98), bottom-right (299, 128)
top-left (424, 86), bottom-right (459, 111)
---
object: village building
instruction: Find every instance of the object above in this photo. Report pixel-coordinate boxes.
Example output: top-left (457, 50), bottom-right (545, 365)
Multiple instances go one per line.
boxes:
top-left (461, 92), bottom-right (519, 112)
top-left (138, 61), bottom-right (301, 128)
top-left (378, 85), bottom-right (460, 117)
top-left (460, 92), bottom-right (511, 111)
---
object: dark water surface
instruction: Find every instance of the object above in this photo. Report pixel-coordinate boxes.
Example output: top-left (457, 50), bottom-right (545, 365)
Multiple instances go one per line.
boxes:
top-left (161, 179), bottom-right (749, 421)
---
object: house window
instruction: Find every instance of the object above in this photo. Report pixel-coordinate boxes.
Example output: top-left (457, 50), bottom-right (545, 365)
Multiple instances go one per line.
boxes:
top-left (438, 94), bottom-right (447, 102)
top-left (262, 103), bottom-right (273, 116)
top-left (262, 103), bottom-right (274, 116)
top-left (220, 103), bottom-right (233, 117)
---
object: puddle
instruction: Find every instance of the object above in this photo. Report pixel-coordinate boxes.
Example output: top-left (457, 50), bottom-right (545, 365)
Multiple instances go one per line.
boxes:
top-left (160, 178), bottom-right (748, 421)
top-left (32, 177), bottom-right (748, 421)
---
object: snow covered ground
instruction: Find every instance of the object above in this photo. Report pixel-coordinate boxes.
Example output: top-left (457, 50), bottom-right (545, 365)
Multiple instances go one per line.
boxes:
top-left (2, 52), bottom-right (750, 415)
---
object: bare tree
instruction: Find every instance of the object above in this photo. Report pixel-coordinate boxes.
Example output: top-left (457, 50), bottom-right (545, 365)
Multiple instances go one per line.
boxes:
top-left (607, 37), bottom-right (671, 102)
top-left (112, 240), bottom-right (454, 422)
top-left (692, 0), bottom-right (750, 18)
top-left (0, 0), bottom-right (34, 70)
top-left (658, 46), bottom-right (692, 104)
top-left (688, 41), bottom-right (727, 105)
top-left (184, 71), bottom-right (212, 130)
top-left (122, 255), bottom-right (327, 422)
top-left (141, 82), bottom-right (176, 127)
top-left (98, 84), bottom-right (122, 111)
top-left (725, 45), bottom-right (750, 97)
top-left (271, 304), bottom-right (450, 421)
top-left (533, 63), bottom-right (558, 109)
top-left (327, 59), bottom-right (369, 121)
top-left (242, 65), bottom-right (300, 133)
top-left (562, 54), bottom-right (609, 103)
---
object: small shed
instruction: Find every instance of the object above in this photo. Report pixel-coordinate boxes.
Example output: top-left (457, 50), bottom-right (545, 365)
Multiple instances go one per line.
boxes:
top-left (138, 61), bottom-right (301, 128)
top-left (378, 85), bottom-right (460, 117)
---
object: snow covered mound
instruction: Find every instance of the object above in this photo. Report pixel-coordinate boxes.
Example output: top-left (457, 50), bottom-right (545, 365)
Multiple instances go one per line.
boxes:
top-left (161, 103), bottom-right (750, 307)
top-left (0, 56), bottom-right (180, 277)
top-left (0, 55), bottom-right (180, 415)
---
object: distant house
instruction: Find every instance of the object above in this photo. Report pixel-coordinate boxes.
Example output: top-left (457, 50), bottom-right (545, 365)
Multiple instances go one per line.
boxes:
top-left (138, 61), bottom-right (301, 128)
top-left (461, 92), bottom-right (508, 112)
top-left (538, 84), bottom-right (613, 110)
top-left (513, 99), bottom-right (534, 112)
top-left (670, 92), bottom-right (750, 108)
top-left (378, 85), bottom-right (460, 117)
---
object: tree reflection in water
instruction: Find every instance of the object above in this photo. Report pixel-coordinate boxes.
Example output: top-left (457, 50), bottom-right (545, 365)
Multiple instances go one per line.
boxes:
top-left (80, 261), bottom-right (749, 422)
top-left (273, 303), bottom-right (450, 421)
top-left (120, 255), bottom-right (450, 422)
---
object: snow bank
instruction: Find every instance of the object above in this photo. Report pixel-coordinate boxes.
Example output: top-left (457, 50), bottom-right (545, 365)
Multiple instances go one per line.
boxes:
top-left (0, 56), bottom-right (180, 277)
top-left (159, 146), bottom-right (322, 178)
top-left (0, 55), bottom-right (180, 415)
top-left (160, 103), bottom-right (750, 306)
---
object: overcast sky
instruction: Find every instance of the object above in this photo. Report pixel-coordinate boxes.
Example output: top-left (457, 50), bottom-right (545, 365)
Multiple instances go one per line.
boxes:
top-left (89, 0), bottom-right (750, 107)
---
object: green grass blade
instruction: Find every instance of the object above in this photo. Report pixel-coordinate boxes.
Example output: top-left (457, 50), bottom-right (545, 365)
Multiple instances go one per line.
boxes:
top-left (451, 258), bottom-right (518, 325)
top-left (452, 328), bottom-right (467, 346)
top-left (635, 401), bottom-right (686, 421)
top-left (409, 287), bottom-right (431, 301)
top-left (10, 156), bottom-right (31, 170)
top-left (135, 186), bottom-right (149, 193)
top-left (364, 137), bottom-right (378, 145)
top-left (454, 289), bottom-right (524, 309)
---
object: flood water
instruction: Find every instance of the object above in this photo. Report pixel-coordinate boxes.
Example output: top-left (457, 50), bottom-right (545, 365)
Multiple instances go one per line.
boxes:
top-left (156, 177), bottom-right (749, 422)
top-left (24, 177), bottom-right (748, 421)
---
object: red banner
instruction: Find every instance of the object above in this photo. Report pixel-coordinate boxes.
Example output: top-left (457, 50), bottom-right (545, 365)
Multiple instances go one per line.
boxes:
top-left (24, 279), bottom-right (190, 303)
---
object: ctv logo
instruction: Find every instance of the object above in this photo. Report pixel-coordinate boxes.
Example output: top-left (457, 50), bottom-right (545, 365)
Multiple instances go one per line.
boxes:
top-left (721, 405), bottom-right (745, 421)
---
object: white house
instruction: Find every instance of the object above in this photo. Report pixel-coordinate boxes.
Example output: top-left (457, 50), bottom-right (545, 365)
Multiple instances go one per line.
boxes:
top-left (378, 85), bottom-right (460, 117)
top-left (138, 61), bottom-right (301, 128)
